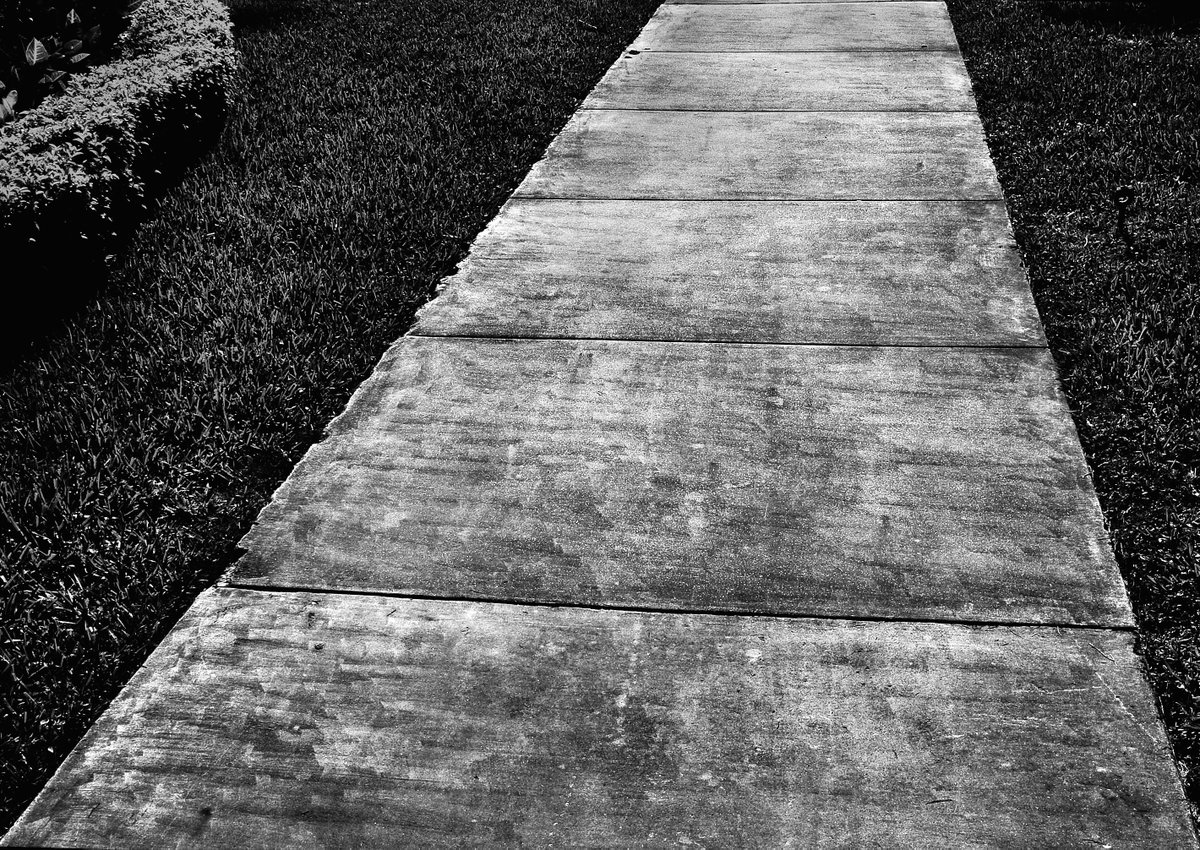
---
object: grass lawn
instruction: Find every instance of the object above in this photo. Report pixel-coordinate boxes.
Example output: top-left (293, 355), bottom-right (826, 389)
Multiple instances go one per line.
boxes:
top-left (0, 0), bottom-right (660, 829)
top-left (947, 0), bottom-right (1200, 820)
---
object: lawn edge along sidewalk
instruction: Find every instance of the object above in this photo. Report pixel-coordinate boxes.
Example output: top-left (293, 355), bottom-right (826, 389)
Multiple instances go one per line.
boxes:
top-left (5, 0), bottom-right (1196, 845)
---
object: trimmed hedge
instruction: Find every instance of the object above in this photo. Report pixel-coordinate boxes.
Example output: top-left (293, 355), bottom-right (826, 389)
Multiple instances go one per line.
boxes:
top-left (0, 0), bottom-right (235, 322)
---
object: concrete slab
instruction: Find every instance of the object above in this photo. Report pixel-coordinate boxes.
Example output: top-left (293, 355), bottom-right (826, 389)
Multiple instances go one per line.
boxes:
top-left (632, 3), bottom-right (958, 53)
top-left (232, 337), bottom-right (1127, 627)
top-left (415, 200), bottom-right (1041, 345)
top-left (668, 0), bottom-right (913, 3)
top-left (514, 111), bottom-right (1001, 200)
top-left (7, 589), bottom-right (1191, 848)
top-left (587, 51), bottom-right (976, 112)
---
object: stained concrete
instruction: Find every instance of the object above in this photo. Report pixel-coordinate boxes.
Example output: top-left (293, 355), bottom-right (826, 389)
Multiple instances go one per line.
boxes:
top-left (587, 51), bottom-right (976, 111)
top-left (5, 589), bottom-right (1190, 848)
top-left (515, 111), bottom-right (1002, 200)
top-left (415, 200), bottom-right (1040, 345)
top-left (668, 0), bottom-right (914, 3)
top-left (632, 3), bottom-right (959, 53)
top-left (231, 337), bottom-right (1127, 626)
top-left (8, 0), bottom-right (1196, 843)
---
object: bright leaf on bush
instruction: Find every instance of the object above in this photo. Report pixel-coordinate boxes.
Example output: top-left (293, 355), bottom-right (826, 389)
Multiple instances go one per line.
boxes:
top-left (25, 38), bottom-right (50, 65)
top-left (67, 8), bottom-right (81, 24)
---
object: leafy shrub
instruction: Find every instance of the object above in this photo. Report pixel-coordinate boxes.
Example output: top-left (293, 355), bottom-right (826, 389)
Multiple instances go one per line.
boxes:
top-left (0, 0), bottom-right (236, 327)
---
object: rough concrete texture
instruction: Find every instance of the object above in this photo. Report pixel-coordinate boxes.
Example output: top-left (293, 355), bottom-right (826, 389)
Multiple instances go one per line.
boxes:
top-left (232, 337), bottom-right (1128, 627)
top-left (515, 111), bottom-right (1002, 200)
top-left (672, 0), bottom-right (911, 4)
top-left (586, 51), bottom-right (976, 111)
top-left (5, 590), bottom-right (1191, 848)
top-left (9, 0), bottom-right (1196, 843)
top-left (631, 3), bottom-right (959, 53)
top-left (415, 200), bottom-right (1041, 345)
top-left (668, 0), bottom-right (912, 4)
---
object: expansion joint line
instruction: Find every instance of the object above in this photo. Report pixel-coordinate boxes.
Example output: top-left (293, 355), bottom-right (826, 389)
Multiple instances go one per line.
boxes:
top-left (222, 580), bottom-right (1136, 634)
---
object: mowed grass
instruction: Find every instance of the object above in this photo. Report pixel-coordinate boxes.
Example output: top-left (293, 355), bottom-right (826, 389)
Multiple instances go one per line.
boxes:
top-left (0, 0), bottom-right (659, 829)
top-left (947, 0), bottom-right (1200, 817)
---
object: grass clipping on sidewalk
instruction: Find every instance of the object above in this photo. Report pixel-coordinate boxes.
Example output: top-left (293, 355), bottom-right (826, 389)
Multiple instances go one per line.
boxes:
top-left (948, 0), bottom-right (1200, 817)
top-left (0, 0), bottom-right (660, 829)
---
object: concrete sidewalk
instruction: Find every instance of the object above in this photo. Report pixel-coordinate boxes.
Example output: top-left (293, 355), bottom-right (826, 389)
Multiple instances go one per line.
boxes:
top-left (6, 1), bottom-right (1195, 846)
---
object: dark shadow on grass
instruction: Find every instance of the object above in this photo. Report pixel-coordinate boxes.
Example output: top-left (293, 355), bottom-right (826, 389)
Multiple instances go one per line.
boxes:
top-left (227, 0), bottom-right (330, 31)
top-left (0, 99), bottom-right (228, 375)
top-left (1042, 1), bottom-right (1200, 34)
top-left (0, 267), bottom-right (110, 376)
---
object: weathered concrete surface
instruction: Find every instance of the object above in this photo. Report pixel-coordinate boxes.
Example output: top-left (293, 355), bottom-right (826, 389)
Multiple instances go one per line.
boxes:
top-left (232, 337), bottom-right (1127, 626)
top-left (6, 589), bottom-right (1191, 848)
top-left (10, 0), bottom-right (1197, 843)
top-left (415, 200), bottom-right (1040, 345)
top-left (668, 0), bottom-right (913, 4)
top-left (587, 51), bottom-right (976, 112)
top-left (515, 111), bottom-right (1001, 200)
top-left (632, 3), bottom-right (958, 53)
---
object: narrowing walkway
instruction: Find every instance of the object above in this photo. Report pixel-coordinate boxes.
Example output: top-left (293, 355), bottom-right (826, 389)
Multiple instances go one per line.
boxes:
top-left (6, 0), bottom-right (1195, 846)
